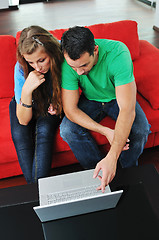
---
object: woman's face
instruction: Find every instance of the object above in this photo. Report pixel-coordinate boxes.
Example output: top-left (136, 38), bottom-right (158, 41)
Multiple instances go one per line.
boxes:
top-left (23, 46), bottom-right (50, 74)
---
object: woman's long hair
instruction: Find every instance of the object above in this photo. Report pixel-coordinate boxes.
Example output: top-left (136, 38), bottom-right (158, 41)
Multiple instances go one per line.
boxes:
top-left (17, 25), bottom-right (63, 117)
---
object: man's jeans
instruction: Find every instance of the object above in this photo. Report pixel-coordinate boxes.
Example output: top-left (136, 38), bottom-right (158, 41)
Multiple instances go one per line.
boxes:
top-left (60, 94), bottom-right (151, 169)
top-left (9, 97), bottom-right (61, 184)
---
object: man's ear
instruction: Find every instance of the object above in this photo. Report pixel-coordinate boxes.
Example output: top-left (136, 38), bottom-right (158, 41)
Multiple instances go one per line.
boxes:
top-left (94, 45), bottom-right (98, 55)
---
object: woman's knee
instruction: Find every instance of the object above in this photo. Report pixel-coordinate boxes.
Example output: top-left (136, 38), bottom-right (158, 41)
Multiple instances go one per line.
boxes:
top-left (36, 124), bottom-right (55, 142)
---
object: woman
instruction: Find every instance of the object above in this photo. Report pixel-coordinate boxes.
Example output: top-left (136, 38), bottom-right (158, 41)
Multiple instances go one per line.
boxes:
top-left (9, 26), bottom-right (63, 183)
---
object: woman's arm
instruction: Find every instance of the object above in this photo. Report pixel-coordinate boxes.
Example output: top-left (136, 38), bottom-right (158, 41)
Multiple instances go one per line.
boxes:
top-left (17, 70), bottom-right (45, 125)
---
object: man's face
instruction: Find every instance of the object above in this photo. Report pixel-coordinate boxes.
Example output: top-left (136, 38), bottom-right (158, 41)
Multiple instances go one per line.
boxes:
top-left (64, 45), bottom-right (98, 76)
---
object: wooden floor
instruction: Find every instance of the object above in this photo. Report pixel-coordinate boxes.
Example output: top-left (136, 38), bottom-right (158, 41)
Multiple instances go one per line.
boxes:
top-left (0, 0), bottom-right (159, 47)
top-left (0, 0), bottom-right (159, 188)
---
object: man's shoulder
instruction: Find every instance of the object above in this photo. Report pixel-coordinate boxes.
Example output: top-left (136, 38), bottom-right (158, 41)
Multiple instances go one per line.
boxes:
top-left (95, 39), bottom-right (127, 51)
top-left (62, 59), bottom-right (73, 74)
top-left (62, 59), bottom-right (77, 76)
top-left (61, 59), bottom-right (79, 89)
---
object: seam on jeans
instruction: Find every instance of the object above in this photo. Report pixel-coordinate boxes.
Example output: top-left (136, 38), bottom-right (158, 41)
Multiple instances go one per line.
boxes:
top-left (34, 124), bottom-right (38, 182)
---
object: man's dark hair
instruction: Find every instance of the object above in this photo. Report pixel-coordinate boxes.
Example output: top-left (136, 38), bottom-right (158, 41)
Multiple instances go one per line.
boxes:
top-left (61, 26), bottom-right (95, 60)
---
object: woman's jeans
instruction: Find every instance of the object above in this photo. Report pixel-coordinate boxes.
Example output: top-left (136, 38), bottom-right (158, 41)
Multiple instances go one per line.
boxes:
top-left (60, 95), bottom-right (151, 169)
top-left (9, 97), bottom-right (61, 184)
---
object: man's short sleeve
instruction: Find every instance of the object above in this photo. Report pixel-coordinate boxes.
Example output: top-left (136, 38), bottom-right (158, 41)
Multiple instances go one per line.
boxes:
top-left (14, 62), bottom-right (25, 104)
top-left (109, 43), bottom-right (135, 87)
top-left (61, 60), bottom-right (79, 90)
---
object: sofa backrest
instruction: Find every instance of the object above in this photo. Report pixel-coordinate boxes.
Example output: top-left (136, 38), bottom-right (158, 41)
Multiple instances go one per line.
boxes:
top-left (16, 20), bottom-right (140, 61)
top-left (0, 35), bottom-right (16, 98)
top-left (50, 20), bottom-right (139, 61)
top-left (88, 20), bottom-right (140, 60)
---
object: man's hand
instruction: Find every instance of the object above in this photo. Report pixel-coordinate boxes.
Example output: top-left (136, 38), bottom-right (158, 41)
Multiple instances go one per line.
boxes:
top-left (105, 128), bottom-right (130, 151)
top-left (93, 154), bottom-right (117, 193)
top-left (92, 130), bottom-right (130, 192)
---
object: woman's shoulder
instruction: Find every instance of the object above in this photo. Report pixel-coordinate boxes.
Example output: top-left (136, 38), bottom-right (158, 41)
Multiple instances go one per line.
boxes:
top-left (15, 61), bottom-right (24, 76)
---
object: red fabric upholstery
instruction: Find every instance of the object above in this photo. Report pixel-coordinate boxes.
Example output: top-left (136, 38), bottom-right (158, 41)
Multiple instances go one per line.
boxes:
top-left (136, 93), bottom-right (159, 148)
top-left (134, 40), bottom-right (159, 110)
top-left (0, 98), bottom-right (17, 163)
top-left (0, 20), bottom-right (159, 179)
top-left (0, 35), bottom-right (16, 98)
top-left (137, 93), bottom-right (159, 133)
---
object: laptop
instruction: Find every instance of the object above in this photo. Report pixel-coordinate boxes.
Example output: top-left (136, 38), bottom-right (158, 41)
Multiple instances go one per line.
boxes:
top-left (33, 169), bottom-right (123, 222)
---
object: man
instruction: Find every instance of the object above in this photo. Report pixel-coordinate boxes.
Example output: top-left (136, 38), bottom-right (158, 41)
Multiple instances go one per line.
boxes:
top-left (60, 26), bottom-right (150, 192)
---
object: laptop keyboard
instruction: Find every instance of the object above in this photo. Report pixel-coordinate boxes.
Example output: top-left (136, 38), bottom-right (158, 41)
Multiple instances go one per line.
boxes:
top-left (45, 184), bottom-right (103, 205)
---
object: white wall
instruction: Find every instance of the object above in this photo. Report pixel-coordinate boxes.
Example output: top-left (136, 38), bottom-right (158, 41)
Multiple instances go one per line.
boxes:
top-left (8, 0), bottom-right (19, 6)
top-left (154, 0), bottom-right (159, 28)
top-left (0, 0), bottom-right (9, 9)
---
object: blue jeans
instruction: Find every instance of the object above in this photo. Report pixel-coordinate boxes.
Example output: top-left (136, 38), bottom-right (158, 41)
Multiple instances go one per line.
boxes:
top-left (60, 94), bottom-right (151, 169)
top-left (9, 97), bottom-right (61, 184)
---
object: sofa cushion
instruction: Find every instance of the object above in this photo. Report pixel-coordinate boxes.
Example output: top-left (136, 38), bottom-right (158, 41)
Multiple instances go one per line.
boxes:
top-left (0, 36), bottom-right (16, 98)
top-left (16, 20), bottom-right (139, 61)
top-left (134, 40), bottom-right (159, 110)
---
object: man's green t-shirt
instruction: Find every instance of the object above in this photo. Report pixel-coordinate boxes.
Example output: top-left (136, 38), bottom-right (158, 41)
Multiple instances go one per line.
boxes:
top-left (61, 39), bottom-right (134, 102)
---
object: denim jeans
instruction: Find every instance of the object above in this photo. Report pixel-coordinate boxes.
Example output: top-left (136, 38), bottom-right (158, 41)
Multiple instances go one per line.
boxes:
top-left (60, 94), bottom-right (151, 169)
top-left (9, 97), bottom-right (61, 184)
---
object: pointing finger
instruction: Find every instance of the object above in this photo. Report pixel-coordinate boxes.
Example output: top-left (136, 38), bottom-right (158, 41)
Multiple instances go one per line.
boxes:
top-left (93, 165), bottom-right (101, 179)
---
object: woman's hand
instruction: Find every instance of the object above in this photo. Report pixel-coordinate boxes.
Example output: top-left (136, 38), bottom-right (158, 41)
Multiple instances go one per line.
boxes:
top-left (23, 70), bottom-right (45, 94)
top-left (48, 104), bottom-right (57, 115)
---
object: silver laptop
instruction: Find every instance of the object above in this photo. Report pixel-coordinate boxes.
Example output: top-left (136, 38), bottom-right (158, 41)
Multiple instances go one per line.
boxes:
top-left (33, 169), bottom-right (123, 222)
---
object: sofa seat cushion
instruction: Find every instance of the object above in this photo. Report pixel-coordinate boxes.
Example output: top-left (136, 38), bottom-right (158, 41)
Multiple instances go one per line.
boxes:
top-left (0, 98), bottom-right (17, 164)
top-left (134, 40), bottom-right (159, 110)
top-left (0, 36), bottom-right (16, 98)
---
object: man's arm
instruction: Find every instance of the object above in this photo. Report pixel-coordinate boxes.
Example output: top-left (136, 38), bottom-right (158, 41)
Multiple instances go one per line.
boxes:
top-left (93, 81), bottom-right (136, 191)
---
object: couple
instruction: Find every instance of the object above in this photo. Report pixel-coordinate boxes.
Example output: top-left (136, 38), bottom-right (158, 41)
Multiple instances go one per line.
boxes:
top-left (9, 25), bottom-right (150, 192)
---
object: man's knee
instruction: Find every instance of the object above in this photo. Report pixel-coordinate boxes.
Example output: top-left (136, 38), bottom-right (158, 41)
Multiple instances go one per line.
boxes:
top-left (132, 109), bottom-right (151, 141)
top-left (60, 117), bottom-right (86, 141)
top-left (60, 117), bottom-right (74, 140)
top-left (136, 122), bottom-right (151, 142)
top-left (134, 103), bottom-right (151, 140)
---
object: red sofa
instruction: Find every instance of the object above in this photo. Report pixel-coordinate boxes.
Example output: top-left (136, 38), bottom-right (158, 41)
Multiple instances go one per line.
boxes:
top-left (1, 20), bottom-right (159, 179)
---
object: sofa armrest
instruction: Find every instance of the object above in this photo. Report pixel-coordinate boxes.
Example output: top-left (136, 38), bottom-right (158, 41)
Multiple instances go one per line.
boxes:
top-left (0, 35), bottom-right (16, 98)
top-left (133, 40), bottom-right (159, 110)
